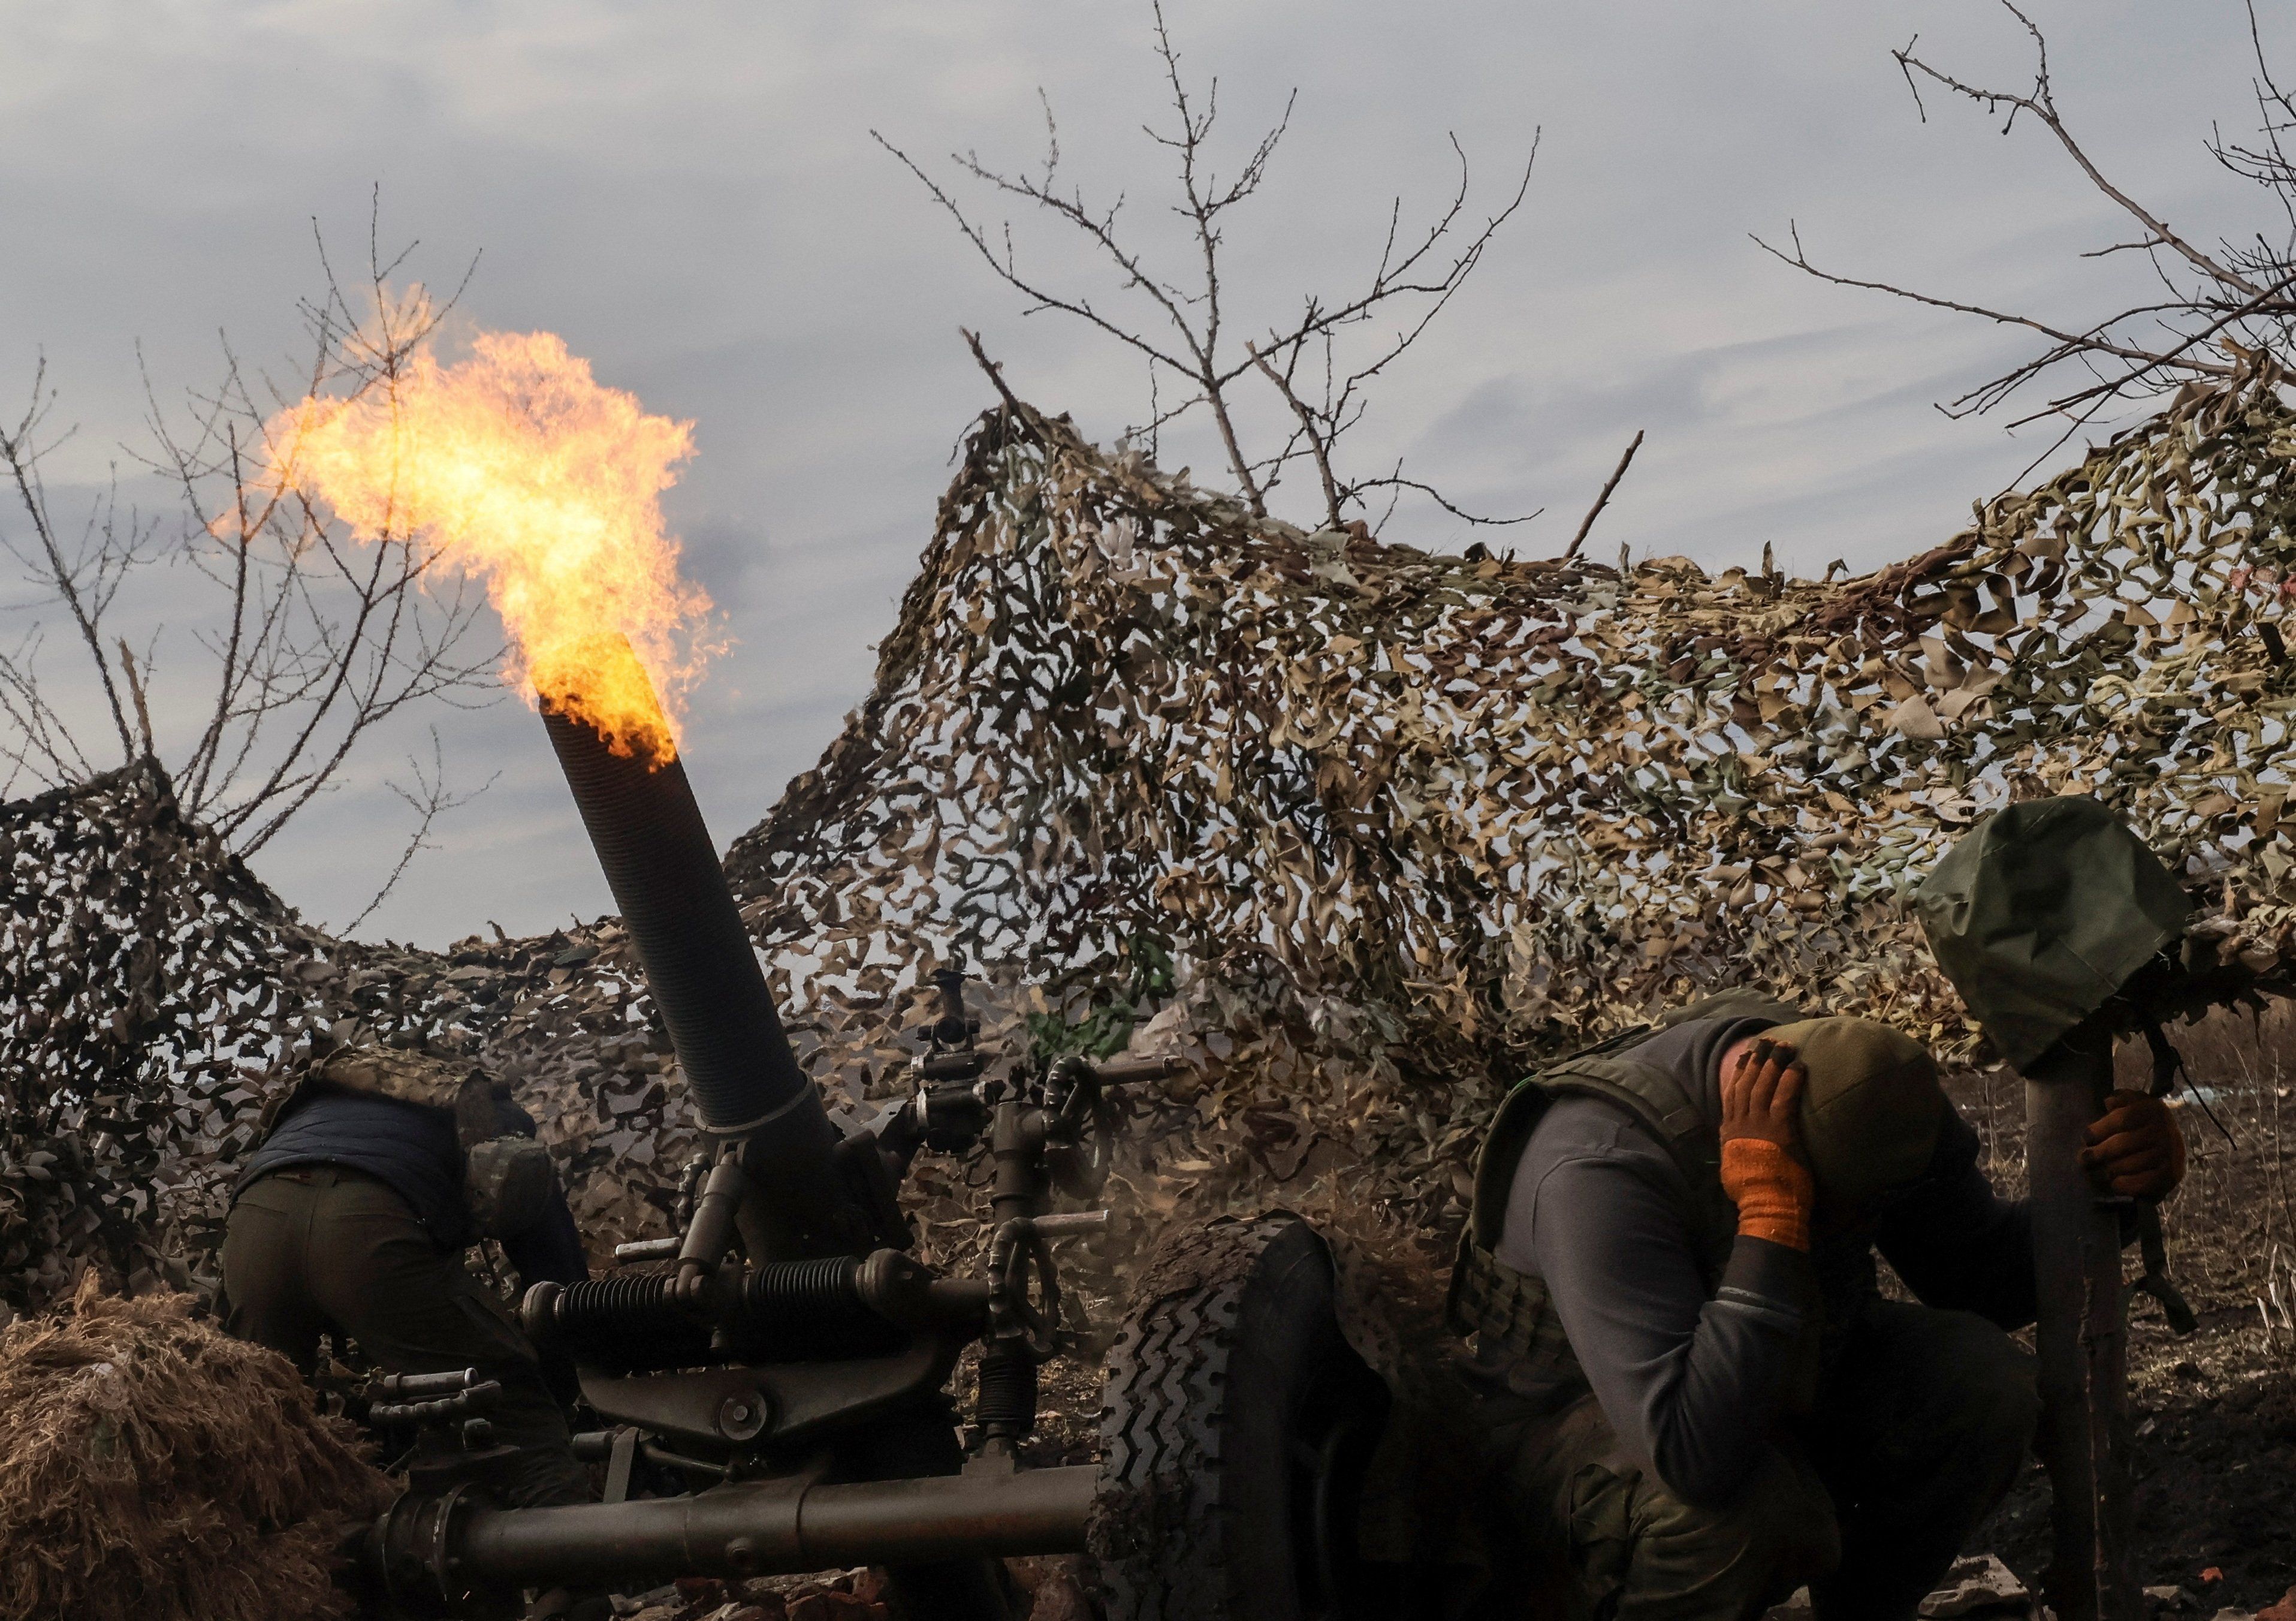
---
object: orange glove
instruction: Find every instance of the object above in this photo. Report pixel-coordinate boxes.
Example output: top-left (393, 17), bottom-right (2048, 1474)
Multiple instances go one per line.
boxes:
top-left (1719, 1037), bottom-right (1816, 1251)
top-left (1722, 1138), bottom-right (1816, 1251)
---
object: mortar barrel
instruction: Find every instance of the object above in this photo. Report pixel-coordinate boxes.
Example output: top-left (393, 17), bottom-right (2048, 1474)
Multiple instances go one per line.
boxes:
top-left (538, 646), bottom-right (841, 1225)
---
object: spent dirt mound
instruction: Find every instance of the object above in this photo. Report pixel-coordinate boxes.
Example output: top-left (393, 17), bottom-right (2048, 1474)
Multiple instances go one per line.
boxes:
top-left (0, 1273), bottom-right (393, 1621)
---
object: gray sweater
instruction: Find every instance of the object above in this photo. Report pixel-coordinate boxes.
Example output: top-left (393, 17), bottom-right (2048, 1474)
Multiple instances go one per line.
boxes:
top-left (1488, 1016), bottom-right (2033, 1506)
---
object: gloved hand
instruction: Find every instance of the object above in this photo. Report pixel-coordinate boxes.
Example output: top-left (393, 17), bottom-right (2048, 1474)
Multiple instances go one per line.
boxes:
top-left (2080, 1089), bottom-right (2187, 1200)
top-left (1719, 1037), bottom-right (1815, 1251)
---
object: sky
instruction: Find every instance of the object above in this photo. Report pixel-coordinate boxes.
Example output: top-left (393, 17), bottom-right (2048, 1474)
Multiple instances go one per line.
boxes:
top-left (0, 0), bottom-right (2283, 947)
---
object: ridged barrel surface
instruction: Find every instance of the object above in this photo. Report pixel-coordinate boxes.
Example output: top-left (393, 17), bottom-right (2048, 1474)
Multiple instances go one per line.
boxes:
top-left (542, 705), bottom-right (808, 1132)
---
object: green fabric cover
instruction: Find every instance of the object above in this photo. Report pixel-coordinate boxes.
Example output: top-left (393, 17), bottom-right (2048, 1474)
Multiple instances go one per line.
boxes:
top-left (1912, 796), bottom-right (2191, 1069)
top-left (1764, 1017), bottom-right (1945, 1211)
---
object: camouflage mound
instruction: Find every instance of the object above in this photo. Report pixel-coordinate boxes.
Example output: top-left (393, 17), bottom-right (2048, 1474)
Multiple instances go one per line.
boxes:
top-left (0, 1275), bottom-right (393, 1621)
top-left (0, 759), bottom-right (683, 1312)
top-left (11, 365), bottom-right (2296, 1306)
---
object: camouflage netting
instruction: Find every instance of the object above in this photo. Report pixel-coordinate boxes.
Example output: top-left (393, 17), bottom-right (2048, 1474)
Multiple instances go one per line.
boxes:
top-left (8, 367), bottom-right (2296, 1309)
top-left (0, 761), bottom-right (701, 1312)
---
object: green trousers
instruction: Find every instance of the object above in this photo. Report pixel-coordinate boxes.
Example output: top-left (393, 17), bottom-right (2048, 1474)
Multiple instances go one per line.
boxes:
top-left (221, 1164), bottom-right (592, 1509)
top-left (1478, 1301), bottom-right (2039, 1621)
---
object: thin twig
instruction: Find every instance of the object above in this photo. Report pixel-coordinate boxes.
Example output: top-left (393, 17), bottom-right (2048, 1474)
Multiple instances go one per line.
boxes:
top-left (339, 728), bottom-right (497, 936)
top-left (1247, 340), bottom-right (1342, 528)
top-left (1348, 475), bottom-right (1541, 531)
top-left (1563, 430), bottom-right (1645, 562)
top-left (961, 328), bottom-right (1028, 415)
top-left (878, 0), bottom-right (1534, 532)
top-left (0, 361), bottom-right (137, 763)
top-left (116, 638), bottom-right (154, 759)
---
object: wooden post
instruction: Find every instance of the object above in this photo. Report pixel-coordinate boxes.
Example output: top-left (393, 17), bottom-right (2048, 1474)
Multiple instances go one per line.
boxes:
top-left (2021, 1031), bottom-right (2140, 1621)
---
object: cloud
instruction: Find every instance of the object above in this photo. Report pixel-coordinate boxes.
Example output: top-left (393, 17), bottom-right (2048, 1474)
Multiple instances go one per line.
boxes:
top-left (0, 0), bottom-right (2270, 942)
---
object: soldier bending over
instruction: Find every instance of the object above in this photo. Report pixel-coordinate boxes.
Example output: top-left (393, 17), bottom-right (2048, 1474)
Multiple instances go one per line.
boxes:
top-left (1450, 1002), bottom-right (2185, 1619)
top-left (221, 1041), bottom-right (593, 1509)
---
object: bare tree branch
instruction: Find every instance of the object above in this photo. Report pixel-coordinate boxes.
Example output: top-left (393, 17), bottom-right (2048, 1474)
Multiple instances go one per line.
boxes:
top-left (0, 361), bottom-right (138, 763)
top-left (1346, 474), bottom-right (1543, 531)
top-left (879, 0), bottom-right (1538, 537)
top-left (116, 638), bottom-right (154, 758)
top-left (0, 629), bottom-right (96, 785)
top-left (1756, 223), bottom-right (2232, 376)
top-left (339, 727), bottom-right (497, 936)
top-left (1562, 430), bottom-right (1645, 562)
top-left (1, 198), bottom-right (501, 918)
top-left (1902, 6), bottom-right (2262, 294)
top-left (962, 327), bottom-right (1027, 415)
top-left (1247, 340), bottom-right (1342, 528)
top-left (1767, 0), bottom-right (2296, 424)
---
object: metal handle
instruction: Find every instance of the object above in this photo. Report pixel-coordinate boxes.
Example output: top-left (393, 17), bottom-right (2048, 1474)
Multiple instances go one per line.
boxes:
top-left (369, 1379), bottom-right (503, 1428)
top-left (613, 1237), bottom-right (683, 1262)
top-left (1090, 1055), bottom-right (1185, 1087)
top-left (1027, 1210), bottom-right (1110, 1239)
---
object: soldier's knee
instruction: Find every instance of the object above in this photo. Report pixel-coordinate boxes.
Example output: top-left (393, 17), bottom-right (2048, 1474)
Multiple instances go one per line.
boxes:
top-left (1633, 1451), bottom-right (1841, 1602)
top-left (1942, 1332), bottom-right (2039, 1478)
top-left (497, 1448), bottom-right (595, 1508)
top-left (1929, 1322), bottom-right (2038, 1469)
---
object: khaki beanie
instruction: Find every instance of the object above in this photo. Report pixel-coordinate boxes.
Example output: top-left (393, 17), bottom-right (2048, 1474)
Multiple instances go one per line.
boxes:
top-left (1762, 1017), bottom-right (1947, 1212)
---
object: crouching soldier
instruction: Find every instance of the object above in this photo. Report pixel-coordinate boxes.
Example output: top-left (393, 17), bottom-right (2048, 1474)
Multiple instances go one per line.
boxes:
top-left (221, 1041), bottom-right (593, 1508)
top-left (1450, 1000), bottom-right (2185, 1620)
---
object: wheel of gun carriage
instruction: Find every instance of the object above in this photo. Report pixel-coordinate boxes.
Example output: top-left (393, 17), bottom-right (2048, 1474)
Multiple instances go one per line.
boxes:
top-left (1091, 1212), bottom-right (1392, 1621)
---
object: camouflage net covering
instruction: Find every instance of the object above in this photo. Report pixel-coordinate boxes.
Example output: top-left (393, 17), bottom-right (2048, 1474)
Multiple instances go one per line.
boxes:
top-left (0, 764), bottom-right (689, 1312)
top-left (0, 767), bottom-right (296, 1307)
top-left (729, 369), bottom-right (2296, 1219)
top-left (8, 369), bottom-right (2296, 1309)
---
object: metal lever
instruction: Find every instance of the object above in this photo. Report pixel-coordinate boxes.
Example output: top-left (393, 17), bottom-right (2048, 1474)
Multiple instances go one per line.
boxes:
top-left (370, 1366), bottom-right (482, 1400)
top-left (1089, 1055), bottom-right (1185, 1087)
top-left (613, 1236), bottom-right (683, 1263)
top-left (369, 1379), bottom-right (503, 1429)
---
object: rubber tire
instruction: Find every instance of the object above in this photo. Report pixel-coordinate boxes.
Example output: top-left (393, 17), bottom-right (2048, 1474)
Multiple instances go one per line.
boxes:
top-left (1093, 1213), bottom-right (1391, 1621)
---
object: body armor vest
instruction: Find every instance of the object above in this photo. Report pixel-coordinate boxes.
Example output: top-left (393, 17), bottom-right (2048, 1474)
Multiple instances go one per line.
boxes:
top-left (253, 1045), bottom-right (557, 1240)
top-left (1446, 993), bottom-right (1803, 1394)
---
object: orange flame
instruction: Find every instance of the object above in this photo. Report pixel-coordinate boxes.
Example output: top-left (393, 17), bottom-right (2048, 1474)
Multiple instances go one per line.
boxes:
top-left (265, 315), bottom-right (711, 764)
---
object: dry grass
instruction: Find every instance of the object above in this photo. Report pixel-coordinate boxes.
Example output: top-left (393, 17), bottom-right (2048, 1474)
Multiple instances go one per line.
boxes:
top-left (0, 1274), bottom-right (394, 1621)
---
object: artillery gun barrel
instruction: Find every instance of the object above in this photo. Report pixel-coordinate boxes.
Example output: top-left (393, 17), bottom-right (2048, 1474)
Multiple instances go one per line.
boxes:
top-left (539, 646), bottom-right (847, 1247)
top-left (356, 644), bottom-right (1101, 1614)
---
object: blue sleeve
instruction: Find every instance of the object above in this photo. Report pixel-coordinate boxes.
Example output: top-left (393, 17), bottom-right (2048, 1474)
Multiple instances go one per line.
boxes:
top-left (1523, 1153), bottom-right (1813, 1506)
top-left (500, 1187), bottom-right (589, 1287)
top-left (487, 1090), bottom-right (588, 1285)
top-left (1873, 1110), bottom-right (2036, 1330)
